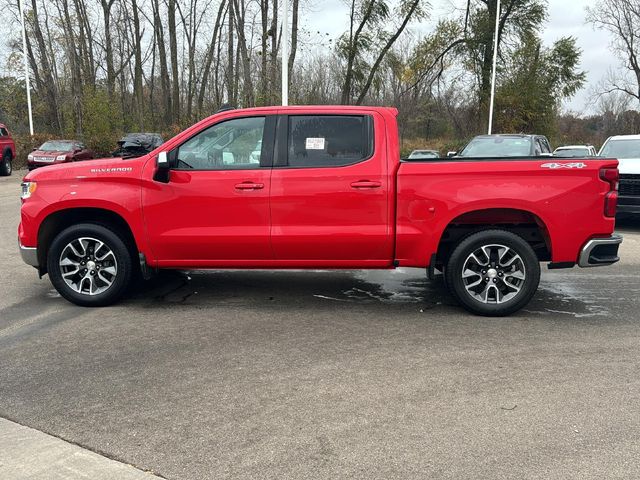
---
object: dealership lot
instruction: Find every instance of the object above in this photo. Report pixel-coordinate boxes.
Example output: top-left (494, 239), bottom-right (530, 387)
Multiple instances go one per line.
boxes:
top-left (2, 172), bottom-right (640, 479)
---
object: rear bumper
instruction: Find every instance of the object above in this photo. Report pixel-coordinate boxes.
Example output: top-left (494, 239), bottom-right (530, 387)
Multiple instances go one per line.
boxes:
top-left (578, 234), bottom-right (622, 268)
top-left (19, 242), bottom-right (39, 267)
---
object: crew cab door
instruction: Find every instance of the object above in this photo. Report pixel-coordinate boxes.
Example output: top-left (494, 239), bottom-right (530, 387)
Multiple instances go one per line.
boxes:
top-left (143, 115), bottom-right (275, 265)
top-left (269, 112), bottom-right (392, 266)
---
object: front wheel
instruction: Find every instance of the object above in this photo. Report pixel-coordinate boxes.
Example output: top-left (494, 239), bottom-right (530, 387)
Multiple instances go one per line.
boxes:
top-left (0, 152), bottom-right (12, 176)
top-left (47, 223), bottom-right (133, 306)
top-left (445, 229), bottom-right (541, 316)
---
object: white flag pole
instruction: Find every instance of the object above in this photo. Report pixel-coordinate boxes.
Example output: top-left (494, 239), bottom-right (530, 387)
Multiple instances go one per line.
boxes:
top-left (487, 0), bottom-right (500, 135)
top-left (18, 0), bottom-right (34, 135)
top-left (281, 0), bottom-right (289, 106)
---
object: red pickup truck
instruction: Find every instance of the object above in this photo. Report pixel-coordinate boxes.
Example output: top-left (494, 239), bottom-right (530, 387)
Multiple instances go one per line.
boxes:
top-left (18, 106), bottom-right (622, 316)
top-left (0, 123), bottom-right (15, 176)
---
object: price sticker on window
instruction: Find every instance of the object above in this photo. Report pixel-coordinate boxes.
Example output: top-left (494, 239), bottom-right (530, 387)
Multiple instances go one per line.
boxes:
top-left (305, 137), bottom-right (325, 150)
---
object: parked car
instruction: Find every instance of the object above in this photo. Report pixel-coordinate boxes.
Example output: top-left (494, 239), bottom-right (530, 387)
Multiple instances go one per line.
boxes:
top-left (451, 134), bottom-right (553, 158)
top-left (599, 135), bottom-right (640, 215)
top-left (19, 106), bottom-right (621, 316)
top-left (553, 145), bottom-right (597, 157)
top-left (28, 140), bottom-right (94, 170)
top-left (0, 123), bottom-right (15, 176)
top-left (113, 133), bottom-right (164, 159)
top-left (407, 149), bottom-right (439, 160)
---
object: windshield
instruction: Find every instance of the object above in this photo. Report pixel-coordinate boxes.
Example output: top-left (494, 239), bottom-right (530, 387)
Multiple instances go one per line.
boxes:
top-left (39, 141), bottom-right (74, 152)
top-left (599, 139), bottom-right (640, 159)
top-left (459, 137), bottom-right (531, 157)
top-left (555, 148), bottom-right (590, 157)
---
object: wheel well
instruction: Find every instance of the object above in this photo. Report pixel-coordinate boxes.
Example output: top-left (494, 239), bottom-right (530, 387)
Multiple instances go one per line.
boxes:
top-left (3, 147), bottom-right (12, 158)
top-left (436, 209), bottom-right (551, 265)
top-left (37, 208), bottom-right (138, 274)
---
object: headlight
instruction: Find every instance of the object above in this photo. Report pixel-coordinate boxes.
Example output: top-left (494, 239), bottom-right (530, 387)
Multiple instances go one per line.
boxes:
top-left (56, 155), bottom-right (67, 161)
top-left (27, 154), bottom-right (33, 160)
top-left (21, 181), bottom-right (37, 200)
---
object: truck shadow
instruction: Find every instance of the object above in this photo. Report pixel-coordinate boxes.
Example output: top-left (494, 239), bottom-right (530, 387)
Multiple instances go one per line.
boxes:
top-left (128, 269), bottom-right (608, 319)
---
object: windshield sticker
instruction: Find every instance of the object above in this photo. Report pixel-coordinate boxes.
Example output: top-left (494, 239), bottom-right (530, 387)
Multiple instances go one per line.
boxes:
top-left (540, 162), bottom-right (587, 169)
top-left (305, 137), bottom-right (325, 150)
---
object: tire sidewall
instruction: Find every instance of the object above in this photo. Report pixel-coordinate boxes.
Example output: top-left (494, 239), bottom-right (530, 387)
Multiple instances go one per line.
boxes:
top-left (446, 230), bottom-right (541, 316)
top-left (1, 153), bottom-right (11, 176)
top-left (47, 224), bottom-right (132, 307)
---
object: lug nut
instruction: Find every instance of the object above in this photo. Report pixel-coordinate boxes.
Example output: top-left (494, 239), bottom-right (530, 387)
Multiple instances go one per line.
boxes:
top-left (493, 278), bottom-right (497, 283)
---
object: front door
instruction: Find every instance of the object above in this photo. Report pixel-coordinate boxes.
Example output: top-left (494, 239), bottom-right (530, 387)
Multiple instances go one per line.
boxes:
top-left (143, 115), bottom-right (275, 266)
top-left (269, 112), bottom-right (392, 267)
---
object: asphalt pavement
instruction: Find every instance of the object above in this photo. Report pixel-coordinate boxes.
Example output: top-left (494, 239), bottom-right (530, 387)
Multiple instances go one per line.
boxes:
top-left (1, 172), bottom-right (640, 479)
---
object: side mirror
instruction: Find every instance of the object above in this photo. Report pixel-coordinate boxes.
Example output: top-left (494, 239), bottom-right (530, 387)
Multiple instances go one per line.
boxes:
top-left (154, 151), bottom-right (171, 183)
top-left (447, 151), bottom-right (457, 157)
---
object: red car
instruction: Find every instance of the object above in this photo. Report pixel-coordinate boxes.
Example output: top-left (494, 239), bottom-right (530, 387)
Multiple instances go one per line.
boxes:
top-left (18, 106), bottom-right (621, 316)
top-left (28, 140), bottom-right (94, 170)
top-left (0, 123), bottom-right (15, 176)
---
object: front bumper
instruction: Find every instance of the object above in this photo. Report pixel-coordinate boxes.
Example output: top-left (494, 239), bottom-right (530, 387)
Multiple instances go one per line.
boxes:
top-left (19, 243), bottom-right (39, 267)
top-left (578, 234), bottom-right (622, 268)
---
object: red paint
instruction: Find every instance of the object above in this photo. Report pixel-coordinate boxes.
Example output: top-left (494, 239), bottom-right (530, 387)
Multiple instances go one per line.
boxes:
top-left (20, 105), bottom-right (618, 271)
top-left (0, 123), bottom-right (15, 159)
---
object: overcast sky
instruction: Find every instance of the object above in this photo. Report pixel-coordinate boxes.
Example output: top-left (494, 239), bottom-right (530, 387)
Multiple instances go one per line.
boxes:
top-left (302, 0), bottom-right (617, 114)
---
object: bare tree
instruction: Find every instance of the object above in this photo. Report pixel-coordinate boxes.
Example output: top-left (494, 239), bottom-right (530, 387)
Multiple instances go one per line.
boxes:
top-left (587, 0), bottom-right (640, 103)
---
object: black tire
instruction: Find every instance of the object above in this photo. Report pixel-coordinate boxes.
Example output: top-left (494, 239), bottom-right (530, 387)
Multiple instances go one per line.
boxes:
top-left (47, 223), bottom-right (133, 307)
top-left (445, 229), bottom-right (540, 316)
top-left (0, 152), bottom-right (12, 176)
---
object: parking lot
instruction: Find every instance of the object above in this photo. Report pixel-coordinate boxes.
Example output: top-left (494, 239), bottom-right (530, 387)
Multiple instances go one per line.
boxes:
top-left (1, 171), bottom-right (640, 479)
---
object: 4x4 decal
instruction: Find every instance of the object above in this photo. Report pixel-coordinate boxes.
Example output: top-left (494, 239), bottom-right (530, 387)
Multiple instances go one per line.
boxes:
top-left (541, 162), bottom-right (587, 169)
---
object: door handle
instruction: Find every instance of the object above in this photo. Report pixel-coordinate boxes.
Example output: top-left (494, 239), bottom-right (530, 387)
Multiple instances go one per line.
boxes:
top-left (235, 182), bottom-right (264, 190)
top-left (350, 180), bottom-right (381, 189)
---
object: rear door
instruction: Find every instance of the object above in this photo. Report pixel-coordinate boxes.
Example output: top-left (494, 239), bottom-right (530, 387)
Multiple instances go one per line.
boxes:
top-left (269, 111), bottom-right (392, 266)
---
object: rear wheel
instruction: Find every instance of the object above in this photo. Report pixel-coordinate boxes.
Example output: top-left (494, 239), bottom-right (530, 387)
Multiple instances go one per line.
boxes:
top-left (47, 223), bottom-right (133, 306)
top-left (445, 229), bottom-right (540, 316)
top-left (0, 152), bottom-right (12, 176)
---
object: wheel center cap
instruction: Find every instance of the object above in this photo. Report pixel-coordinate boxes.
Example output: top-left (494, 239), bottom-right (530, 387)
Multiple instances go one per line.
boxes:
top-left (86, 260), bottom-right (96, 271)
top-left (487, 268), bottom-right (498, 279)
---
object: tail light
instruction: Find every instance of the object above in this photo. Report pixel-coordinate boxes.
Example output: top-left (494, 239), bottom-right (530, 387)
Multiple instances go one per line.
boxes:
top-left (600, 167), bottom-right (619, 217)
top-left (600, 167), bottom-right (619, 190)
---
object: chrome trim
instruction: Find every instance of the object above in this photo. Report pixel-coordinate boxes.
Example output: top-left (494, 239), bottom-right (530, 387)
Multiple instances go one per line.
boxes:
top-left (19, 243), bottom-right (39, 267)
top-left (578, 235), bottom-right (623, 268)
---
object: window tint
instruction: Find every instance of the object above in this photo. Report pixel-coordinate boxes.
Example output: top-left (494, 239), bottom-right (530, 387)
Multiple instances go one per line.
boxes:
top-left (287, 115), bottom-right (371, 167)
top-left (176, 116), bottom-right (265, 170)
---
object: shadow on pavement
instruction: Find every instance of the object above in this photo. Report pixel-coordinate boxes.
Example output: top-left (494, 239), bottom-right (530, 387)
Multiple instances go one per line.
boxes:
top-left (126, 268), bottom-right (611, 320)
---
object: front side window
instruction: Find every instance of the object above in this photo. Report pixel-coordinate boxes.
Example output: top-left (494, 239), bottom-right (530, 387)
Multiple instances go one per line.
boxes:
top-left (0, 128), bottom-right (7, 137)
top-left (287, 115), bottom-right (372, 167)
top-left (176, 116), bottom-right (265, 170)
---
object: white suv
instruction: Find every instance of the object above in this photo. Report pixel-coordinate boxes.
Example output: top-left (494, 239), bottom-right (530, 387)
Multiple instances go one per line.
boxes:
top-left (599, 135), bottom-right (640, 215)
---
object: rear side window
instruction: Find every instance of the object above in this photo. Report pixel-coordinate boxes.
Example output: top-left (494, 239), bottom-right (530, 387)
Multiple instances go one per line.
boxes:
top-left (0, 128), bottom-right (7, 137)
top-left (287, 115), bottom-right (372, 167)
